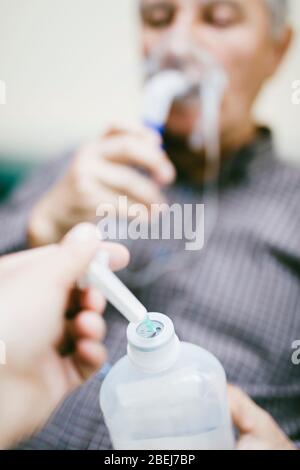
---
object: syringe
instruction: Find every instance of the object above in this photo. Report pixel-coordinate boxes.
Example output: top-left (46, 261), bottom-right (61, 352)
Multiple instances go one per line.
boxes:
top-left (79, 252), bottom-right (148, 324)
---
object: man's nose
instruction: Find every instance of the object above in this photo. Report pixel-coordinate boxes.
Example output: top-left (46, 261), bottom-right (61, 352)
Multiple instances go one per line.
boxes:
top-left (166, 11), bottom-right (196, 56)
top-left (163, 7), bottom-right (206, 61)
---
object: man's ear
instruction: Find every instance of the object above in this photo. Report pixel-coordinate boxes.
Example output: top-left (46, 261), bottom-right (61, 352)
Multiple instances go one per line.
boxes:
top-left (267, 26), bottom-right (294, 77)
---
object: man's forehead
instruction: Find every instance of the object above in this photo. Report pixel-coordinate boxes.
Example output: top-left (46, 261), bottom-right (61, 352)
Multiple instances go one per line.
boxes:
top-left (140, 0), bottom-right (266, 15)
top-left (141, 0), bottom-right (246, 5)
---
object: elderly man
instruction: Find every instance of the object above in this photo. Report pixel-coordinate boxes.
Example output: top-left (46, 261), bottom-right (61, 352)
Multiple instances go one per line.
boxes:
top-left (1, 0), bottom-right (299, 449)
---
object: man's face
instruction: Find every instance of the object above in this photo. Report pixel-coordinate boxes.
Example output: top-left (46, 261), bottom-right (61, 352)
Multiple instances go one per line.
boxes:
top-left (140, 0), bottom-right (288, 146)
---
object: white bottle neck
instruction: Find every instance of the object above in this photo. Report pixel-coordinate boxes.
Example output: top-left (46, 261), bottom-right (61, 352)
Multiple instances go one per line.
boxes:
top-left (127, 313), bottom-right (180, 374)
top-left (127, 334), bottom-right (180, 374)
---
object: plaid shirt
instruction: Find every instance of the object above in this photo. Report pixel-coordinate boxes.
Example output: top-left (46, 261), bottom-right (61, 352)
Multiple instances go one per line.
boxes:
top-left (3, 129), bottom-right (299, 449)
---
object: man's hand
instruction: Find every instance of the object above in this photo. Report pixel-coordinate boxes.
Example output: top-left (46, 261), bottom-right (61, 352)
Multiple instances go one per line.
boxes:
top-left (28, 124), bottom-right (176, 247)
top-left (228, 385), bottom-right (297, 450)
top-left (0, 223), bottom-right (129, 449)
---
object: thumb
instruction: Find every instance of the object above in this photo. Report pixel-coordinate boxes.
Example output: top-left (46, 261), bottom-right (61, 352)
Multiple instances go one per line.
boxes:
top-left (228, 385), bottom-right (258, 434)
top-left (57, 223), bottom-right (102, 286)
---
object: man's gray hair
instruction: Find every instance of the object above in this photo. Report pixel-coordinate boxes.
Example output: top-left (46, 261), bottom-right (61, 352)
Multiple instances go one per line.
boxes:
top-left (266, 0), bottom-right (289, 38)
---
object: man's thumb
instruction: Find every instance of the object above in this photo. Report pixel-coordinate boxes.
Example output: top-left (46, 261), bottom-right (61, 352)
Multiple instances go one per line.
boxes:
top-left (228, 385), bottom-right (257, 433)
top-left (58, 223), bottom-right (102, 284)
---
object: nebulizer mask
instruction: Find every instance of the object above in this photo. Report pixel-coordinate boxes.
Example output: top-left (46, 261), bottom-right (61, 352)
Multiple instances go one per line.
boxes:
top-left (142, 36), bottom-right (227, 156)
top-left (125, 37), bottom-right (228, 286)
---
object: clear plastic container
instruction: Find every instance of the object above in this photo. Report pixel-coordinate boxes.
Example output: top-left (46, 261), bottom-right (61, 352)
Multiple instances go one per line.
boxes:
top-left (100, 313), bottom-right (234, 450)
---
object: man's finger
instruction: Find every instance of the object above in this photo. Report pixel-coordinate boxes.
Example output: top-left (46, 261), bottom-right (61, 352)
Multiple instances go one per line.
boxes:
top-left (102, 122), bottom-right (162, 145)
top-left (74, 340), bottom-right (108, 380)
top-left (101, 242), bottom-right (130, 272)
top-left (100, 136), bottom-right (176, 185)
top-left (73, 311), bottom-right (107, 341)
top-left (94, 162), bottom-right (166, 206)
top-left (60, 224), bottom-right (129, 284)
top-left (59, 223), bottom-right (103, 282)
top-left (228, 385), bottom-right (259, 433)
top-left (80, 288), bottom-right (107, 312)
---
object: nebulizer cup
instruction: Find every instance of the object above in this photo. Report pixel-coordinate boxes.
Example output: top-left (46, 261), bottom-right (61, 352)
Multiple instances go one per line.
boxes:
top-left (125, 38), bottom-right (228, 287)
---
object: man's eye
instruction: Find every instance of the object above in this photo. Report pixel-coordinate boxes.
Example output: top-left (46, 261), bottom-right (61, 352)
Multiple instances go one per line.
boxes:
top-left (141, 4), bottom-right (176, 29)
top-left (202, 2), bottom-right (240, 28)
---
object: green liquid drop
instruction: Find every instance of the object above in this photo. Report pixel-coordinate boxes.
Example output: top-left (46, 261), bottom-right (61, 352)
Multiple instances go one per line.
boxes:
top-left (144, 315), bottom-right (156, 334)
top-left (137, 316), bottom-right (164, 338)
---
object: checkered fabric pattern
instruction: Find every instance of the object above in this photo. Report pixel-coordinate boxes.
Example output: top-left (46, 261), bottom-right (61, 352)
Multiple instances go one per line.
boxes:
top-left (2, 130), bottom-right (299, 449)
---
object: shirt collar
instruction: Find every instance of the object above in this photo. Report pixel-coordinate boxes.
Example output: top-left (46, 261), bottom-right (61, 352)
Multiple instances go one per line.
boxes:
top-left (219, 127), bottom-right (274, 187)
top-left (164, 126), bottom-right (274, 189)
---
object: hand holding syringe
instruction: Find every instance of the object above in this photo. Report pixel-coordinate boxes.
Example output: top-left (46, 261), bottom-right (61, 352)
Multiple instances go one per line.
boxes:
top-left (80, 252), bottom-right (155, 332)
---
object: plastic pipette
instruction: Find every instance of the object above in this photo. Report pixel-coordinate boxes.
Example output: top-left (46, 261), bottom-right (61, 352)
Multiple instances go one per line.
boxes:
top-left (79, 252), bottom-right (147, 324)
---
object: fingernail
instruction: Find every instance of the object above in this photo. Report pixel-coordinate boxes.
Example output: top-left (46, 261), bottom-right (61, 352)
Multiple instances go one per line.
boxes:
top-left (161, 164), bottom-right (176, 182)
top-left (66, 223), bottom-right (99, 241)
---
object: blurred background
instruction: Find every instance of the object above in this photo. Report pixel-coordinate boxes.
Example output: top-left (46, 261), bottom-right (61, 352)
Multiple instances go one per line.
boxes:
top-left (0, 0), bottom-right (300, 196)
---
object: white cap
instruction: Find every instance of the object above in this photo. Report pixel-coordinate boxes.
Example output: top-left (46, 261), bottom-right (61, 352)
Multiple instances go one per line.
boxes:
top-left (127, 313), bottom-right (180, 373)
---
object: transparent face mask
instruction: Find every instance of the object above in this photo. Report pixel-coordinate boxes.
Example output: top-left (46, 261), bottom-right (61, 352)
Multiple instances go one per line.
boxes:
top-left (125, 37), bottom-right (228, 287)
